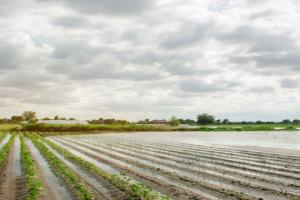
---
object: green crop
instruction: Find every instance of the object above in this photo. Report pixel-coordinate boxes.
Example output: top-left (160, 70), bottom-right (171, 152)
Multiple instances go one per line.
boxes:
top-left (0, 133), bottom-right (15, 170)
top-left (20, 133), bottom-right (43, 200)
top-left (27, 133), bottom-right (93, 200)
top-left (32, 133), bottom-right (169, 200)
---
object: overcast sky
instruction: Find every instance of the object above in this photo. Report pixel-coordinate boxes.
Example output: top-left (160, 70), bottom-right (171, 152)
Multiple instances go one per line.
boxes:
top-left (1, 0), bottom-right (300, 121)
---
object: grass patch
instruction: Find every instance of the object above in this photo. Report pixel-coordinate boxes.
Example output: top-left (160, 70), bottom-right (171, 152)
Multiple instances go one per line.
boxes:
top-left (0, 123), bottom-right (21, 131)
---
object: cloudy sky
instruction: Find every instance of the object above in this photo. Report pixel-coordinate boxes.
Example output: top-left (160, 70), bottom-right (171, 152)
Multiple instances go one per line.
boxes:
top-left (1, 0), bottom-right (300, 121)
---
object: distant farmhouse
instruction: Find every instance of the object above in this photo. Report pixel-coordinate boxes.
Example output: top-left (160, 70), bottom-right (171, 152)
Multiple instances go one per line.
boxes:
top-left (150, 119), bottom-right (168, 124)
top-left (38, 120), bottom-right (88, 125)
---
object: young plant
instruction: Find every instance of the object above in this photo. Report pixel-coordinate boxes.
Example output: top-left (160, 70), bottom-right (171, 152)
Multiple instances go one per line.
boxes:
top-left (33, 133), bottom-right (169, 200)
top-left (27, 133), bottom-right (93, 200)
top-left (20, 133), bottom-right (43, 200)
top-left (0, 133), bottom-right (15, 170)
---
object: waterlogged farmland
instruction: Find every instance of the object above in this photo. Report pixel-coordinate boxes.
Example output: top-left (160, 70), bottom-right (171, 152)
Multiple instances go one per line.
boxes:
top-left (55, 131), bottom-right (300, 200)
top-left (0, 131), bottom-right (300, 200)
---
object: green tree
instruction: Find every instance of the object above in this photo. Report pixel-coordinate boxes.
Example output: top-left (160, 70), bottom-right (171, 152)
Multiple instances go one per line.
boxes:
top-left (169, 116), bottom-right (180, 126)
top-left (222, 119), bottom-right (230, 124)
top-left (22, 111), bottom-right (37, 122)
top-left (292, 119), bottom-right (300, 124)
top-left (282, 119), bottom-right (291, 124)
top-left (197, 113), bottom-right (215, 125)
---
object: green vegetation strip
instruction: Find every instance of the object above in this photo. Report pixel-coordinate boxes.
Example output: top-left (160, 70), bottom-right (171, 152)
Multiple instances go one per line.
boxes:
top-left (22, 123), bottom-right (178, 133)
top-left (0, 133), bottom-right (15, 170)
top-left (0, 132), bottom-right (7, 143)
top-left (27, 133), bottom-right (93, 200)
top-left (34, 133), bottom-right (169, 200)
top-left (20, 133), bottom-right (43, 200)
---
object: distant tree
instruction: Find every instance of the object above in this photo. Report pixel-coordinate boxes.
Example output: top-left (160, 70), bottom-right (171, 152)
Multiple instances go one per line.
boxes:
top-left (69, 118), bottom-right (76, 120)
top-left (215, 119), bottom-right (221, 124)
top-left (22, 111), bottom-right (37, 122)
top-left (42, 117), bottom-right (51, 120)
top-left (11, 115), bottom-right (24, 122)
top-left (197, 113), bottom-right (215, 125)
top-left (169, 116), bottom-right (180, 126)
top-left (292, 119), bottom-right (300, 124)
top-left (54, 115), bottom-right (59, 120)
top-left (255, 120), bottom-right (263, 124)
top-left (282, 119), bottom-right (291, 124)
top-left (222, 119), bottom-right (230, 124)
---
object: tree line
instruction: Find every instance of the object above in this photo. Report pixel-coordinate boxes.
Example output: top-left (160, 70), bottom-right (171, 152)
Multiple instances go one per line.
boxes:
top-left (1, 111), bottom-right (300, 126)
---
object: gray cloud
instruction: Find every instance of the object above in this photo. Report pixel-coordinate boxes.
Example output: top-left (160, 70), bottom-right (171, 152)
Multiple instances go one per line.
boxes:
top-left (219, 25), bottom-right (296, 53)
top-left (248, 9), bottom-right (276, 20)
top-left (0, 42), bottom-right (25, 70)
top-left (280, 78), bottom-right (300, 89)
top-left (179, 79), bottom-right (240, 93)
top-left (230, 51), bottom-right (300, 71)
top-left (160, 21), bottom-right (214, 49)
top-left (52, 15), bottom-right (89, 28)
top-left (247, 86), bottom-right (275, 93)
top-left (62, 0), bottom-right (154, 15)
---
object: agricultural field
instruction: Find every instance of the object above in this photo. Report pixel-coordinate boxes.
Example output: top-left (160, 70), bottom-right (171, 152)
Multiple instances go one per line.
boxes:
top-left (0, 131), bottom-right (300, 200)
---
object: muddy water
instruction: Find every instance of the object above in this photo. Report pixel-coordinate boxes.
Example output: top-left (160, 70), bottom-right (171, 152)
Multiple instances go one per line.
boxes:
top-left (0, 134), bottom-right (11, 148)
top-left (58, 138), bottom-right (293, 200)
top-left (43, 140), bottom-right (124, 199)
top-left (67, 131), bottom-right (300, 151)
top-left (52, 138), bottom-right (220, 200)
top-left (58, 132), bottom-right (300, 200)
top-left (13, 137), bottom-right (22, 177)
top-left (47, 138), bottom-right (118, 174)
top-left (25, 139), bottom-right (72, 200)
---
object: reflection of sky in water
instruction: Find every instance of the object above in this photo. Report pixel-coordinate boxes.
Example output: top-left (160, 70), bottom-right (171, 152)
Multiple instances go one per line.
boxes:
top-left (69, 131), bottom-right (300, 150)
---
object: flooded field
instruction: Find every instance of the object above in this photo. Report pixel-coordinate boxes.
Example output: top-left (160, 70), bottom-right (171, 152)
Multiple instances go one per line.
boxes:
top-left (54, 131), bottom-right (300, 200)
top-left (0, 131), bottom-right (300, 200)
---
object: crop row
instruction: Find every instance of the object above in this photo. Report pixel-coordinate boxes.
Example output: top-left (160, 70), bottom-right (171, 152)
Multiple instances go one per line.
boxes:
top-left (0, 133), bottom-right (15, 170)
top-left (55, 137), bottom-right (257, 200)
top-left (50, 138), bottom-right (208, 200)
top-left (59, 137), bottom-right (300, 200)
top-left (20, 133), bottom-right (43, 200)
top-left (39, 134), bottom-right (169, 200)
top-left (154, 142), bottom-right (300, 168)
top-left (116, 142), bottom-right (300, 180)
top-left (0, 132), bottom-right (6, 144)
top-left (110, 142), bottom-right (300, 189)
top-left (27, 133), bottom-right (94, 200)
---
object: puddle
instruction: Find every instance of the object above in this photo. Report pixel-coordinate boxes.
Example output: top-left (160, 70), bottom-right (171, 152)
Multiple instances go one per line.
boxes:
top-left (13, 137), bottom-right (23, 177)
top-left (0, 134), bottom-right (11, 148)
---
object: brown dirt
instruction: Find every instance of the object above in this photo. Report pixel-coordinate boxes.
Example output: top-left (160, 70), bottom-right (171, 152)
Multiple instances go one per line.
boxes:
top-left (15, 175), bottom-right (27, 200)
top-left (0, 144), bottom-right (15, 200)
